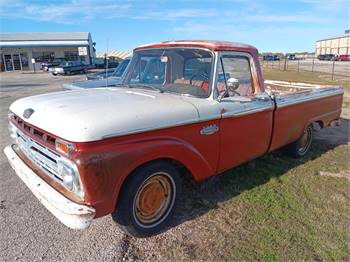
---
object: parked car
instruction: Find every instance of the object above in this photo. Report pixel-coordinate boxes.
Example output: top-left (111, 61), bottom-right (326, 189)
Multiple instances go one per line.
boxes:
top-left (86, 57), bottom-right (131, 80)
top-left (288, 54), bottom-right (297, 60)
top-left (335, 54), bottom-right (350, 61)
top-left (93, 57), bottom-right (119, 69)
top-left (63, 58), bottom-right (131, 90)
top-left (318, 54), bottom-right (336, 61)
top-left (50, 61), bottom-right (93, 75)
top-left (41, 58), bottom-right (67, 71)
top-left (63, 58), bottom-right (130, 90)
top-left (4, 40), bottom-right (343, 237)
top-left (263, 55), bottom-right (280, 61)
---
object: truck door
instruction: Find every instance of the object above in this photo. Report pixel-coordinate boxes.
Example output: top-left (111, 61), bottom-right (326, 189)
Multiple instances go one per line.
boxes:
top-left (216, 52), bottom-right (274, 172)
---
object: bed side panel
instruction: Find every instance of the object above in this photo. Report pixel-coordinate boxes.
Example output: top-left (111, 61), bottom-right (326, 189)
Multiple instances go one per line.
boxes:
top-left (269, 93), bottom-right (343, 152)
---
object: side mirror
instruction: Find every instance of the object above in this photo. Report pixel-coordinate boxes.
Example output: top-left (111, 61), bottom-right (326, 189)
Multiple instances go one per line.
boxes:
top-left (227, 77), bottom-right (239, 91)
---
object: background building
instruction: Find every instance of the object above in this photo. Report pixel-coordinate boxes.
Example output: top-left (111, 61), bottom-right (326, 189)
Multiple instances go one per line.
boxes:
top-left (95, 50), bottom-right (132, 61)
top-left (0, 32), bottom-right (95, 71)
top-left (315, 30), bottom-right (350, 56)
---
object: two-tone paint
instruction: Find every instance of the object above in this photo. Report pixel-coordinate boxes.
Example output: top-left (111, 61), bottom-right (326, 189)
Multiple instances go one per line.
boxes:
top-left (4, 40), bottom-right (344, 228)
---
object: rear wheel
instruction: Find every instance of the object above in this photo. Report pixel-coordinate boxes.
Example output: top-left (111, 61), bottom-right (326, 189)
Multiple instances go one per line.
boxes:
top-left (285, 125), bottom-right (313, 158)
top-left (113, 161), bottom-right (181, 237)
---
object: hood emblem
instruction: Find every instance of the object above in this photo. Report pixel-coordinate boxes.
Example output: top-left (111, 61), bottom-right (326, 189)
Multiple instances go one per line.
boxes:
top-left (23, 108), bottom-right (34, 119)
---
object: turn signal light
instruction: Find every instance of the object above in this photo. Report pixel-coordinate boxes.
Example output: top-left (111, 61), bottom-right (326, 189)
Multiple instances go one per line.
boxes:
top-left (55, 140), bottom-right (74, 155)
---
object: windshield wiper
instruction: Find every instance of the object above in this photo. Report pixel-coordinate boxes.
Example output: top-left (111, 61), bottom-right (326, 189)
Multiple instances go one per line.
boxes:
top-left (127, 84), bottom-right (164, 93)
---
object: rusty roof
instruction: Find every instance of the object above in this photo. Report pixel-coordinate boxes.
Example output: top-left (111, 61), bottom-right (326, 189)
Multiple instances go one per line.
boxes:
top-left (134, 40), bottom-right (258, 53)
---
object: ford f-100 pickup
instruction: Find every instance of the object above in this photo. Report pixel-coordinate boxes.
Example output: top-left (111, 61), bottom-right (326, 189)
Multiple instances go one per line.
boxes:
top-left (4, 40), bottom-right (343, 237)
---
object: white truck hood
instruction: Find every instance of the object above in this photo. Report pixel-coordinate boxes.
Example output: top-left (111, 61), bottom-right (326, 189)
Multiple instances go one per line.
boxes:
top-left (62, 77), bottom-right (122, 90)
top-left (9, 88), bottom-right (203, 142)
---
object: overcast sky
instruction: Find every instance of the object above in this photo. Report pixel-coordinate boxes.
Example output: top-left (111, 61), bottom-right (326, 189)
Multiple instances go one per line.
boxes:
top-left (0, 0), bottom-right (349, 53)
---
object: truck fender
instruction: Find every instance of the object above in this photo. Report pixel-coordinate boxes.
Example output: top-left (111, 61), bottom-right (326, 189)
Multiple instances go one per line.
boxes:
top-left (110, 136), bottom-right (215, 208)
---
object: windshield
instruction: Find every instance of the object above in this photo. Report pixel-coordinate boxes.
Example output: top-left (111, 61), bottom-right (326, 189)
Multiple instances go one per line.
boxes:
top-left (123, 49), bottom-right (213, 98)
top-left (113, 59), bottom-right (130, 77)
top-left (59, 61), bottom-right (73, 67)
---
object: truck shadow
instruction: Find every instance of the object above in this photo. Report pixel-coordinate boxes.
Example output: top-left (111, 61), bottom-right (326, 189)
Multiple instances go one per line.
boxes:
top-left (168, 118), bottom-right (349, 232)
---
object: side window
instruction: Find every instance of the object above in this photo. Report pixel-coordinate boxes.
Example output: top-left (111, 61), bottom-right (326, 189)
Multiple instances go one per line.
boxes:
top-left (216, 55), bottom-right (253, 97)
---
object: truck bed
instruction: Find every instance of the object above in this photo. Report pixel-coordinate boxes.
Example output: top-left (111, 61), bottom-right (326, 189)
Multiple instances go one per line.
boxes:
top-left (264, 80), bottom-right (343, 98)
top-left (264, 80), bottom-right (343, 152)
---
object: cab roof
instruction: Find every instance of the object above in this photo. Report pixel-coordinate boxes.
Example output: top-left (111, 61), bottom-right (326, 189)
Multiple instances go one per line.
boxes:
top-left (134, 40), bottom-right (258, 54)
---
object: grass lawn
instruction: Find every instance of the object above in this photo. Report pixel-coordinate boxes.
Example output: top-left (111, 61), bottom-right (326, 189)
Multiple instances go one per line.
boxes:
top-left (221, 144), bottom-right (349, 261)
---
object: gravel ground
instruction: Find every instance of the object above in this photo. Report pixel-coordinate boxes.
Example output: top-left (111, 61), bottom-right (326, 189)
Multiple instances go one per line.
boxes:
top-left (0, 72), bottom-right (128, 261)
top-left (0, 71), bottom-right (348, 261)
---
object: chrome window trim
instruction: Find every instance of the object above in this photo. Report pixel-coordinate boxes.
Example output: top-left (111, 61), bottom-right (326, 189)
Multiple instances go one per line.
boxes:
top-left (214, 51), bottom-right (261, 100)
top-left (213, 50), bottom-right (274, 118)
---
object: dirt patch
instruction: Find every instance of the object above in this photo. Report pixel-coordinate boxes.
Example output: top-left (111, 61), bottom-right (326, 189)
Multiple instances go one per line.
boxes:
top-left (319, 171), bottom-right (350, 181)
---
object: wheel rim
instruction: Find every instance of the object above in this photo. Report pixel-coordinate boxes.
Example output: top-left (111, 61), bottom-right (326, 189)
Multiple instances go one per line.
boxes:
top-left (133, 173), bottom-right (175, 228)
top-left (298, 126), bottom-right (312, 154)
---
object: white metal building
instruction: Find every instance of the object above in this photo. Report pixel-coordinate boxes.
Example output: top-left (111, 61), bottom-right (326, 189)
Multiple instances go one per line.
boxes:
top-left (0, 32), bottom-right (95, 71)
top-left (315, 30), bottom-right (350, 56)
top-left (95, 50), bottom-right (132, 61)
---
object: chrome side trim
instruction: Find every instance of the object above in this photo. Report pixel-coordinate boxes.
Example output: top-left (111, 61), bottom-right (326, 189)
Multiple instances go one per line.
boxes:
top-left (220, 94), bottom-right (274, 119)
top-left (222, 106), bottom-right (273, 118)
top-left (102, 116), bottom-right (221, 139)
top-left (276, 88), bottom-right (344, 108)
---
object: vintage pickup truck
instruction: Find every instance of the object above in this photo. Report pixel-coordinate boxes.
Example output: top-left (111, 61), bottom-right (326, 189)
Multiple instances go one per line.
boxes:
top-left (4, 40), bottom-right (343, 237)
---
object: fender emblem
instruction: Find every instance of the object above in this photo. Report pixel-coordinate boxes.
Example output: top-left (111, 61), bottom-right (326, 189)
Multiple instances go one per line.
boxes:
top-left (200, 124), bottom-right (219, 135)
top-left (23, 108), bottom-right (34, 119)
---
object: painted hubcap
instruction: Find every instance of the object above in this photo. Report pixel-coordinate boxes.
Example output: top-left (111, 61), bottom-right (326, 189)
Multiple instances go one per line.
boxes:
top-left (134, 174), bottom-right (173, 225)
top-left (298, 127), bottom-right (312, 154)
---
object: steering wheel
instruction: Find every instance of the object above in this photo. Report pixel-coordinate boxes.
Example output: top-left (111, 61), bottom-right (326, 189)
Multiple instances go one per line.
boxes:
top-left (232, 90), bottom-right (241, 96)
top-left (190, 72), bottom-right (209, 85)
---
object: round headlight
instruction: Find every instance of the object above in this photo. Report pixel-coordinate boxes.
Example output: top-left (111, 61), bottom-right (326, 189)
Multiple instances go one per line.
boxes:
top-left (57, 158), bottom-right (83, 197)
top-left (61, 166), bottom-right (74, 190)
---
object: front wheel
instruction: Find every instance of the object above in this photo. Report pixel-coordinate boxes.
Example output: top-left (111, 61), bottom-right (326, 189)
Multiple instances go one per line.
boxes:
top-left (113, 161), bottom-right (181, 237)
top-left (285, 125), bottom-right (313, 158)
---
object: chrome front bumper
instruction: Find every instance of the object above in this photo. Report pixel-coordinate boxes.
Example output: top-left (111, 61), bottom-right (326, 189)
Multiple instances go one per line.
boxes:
top-left (3, 145), bottom-right (95, 229)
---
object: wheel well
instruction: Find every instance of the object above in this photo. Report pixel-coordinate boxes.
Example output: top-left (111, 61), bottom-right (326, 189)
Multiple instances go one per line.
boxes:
top-left (115, 158), bottom-right (194, 207)
top-left (312, 120), bottom-right (324, 130)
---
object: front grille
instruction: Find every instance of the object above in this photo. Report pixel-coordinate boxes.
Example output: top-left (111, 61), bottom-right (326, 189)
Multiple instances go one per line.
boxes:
top-left (13, 115), bottom-right (57, 147)
top-left (11, 121), bottom-right (63, 182)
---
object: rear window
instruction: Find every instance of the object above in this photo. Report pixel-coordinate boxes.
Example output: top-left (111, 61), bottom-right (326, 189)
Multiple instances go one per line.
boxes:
top-left (184, 58), bottom-right (212, 81)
